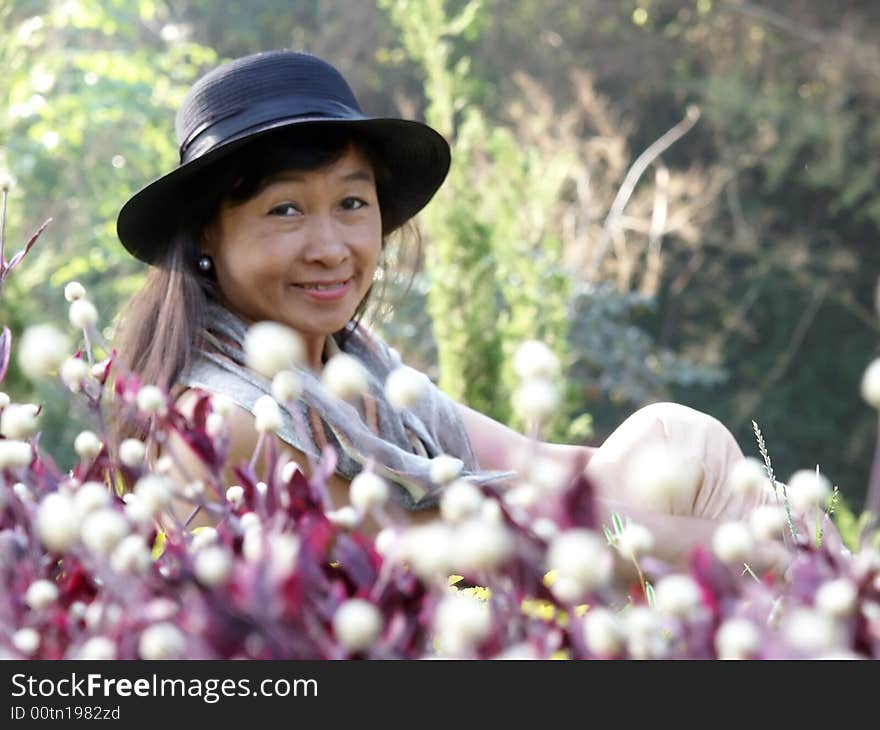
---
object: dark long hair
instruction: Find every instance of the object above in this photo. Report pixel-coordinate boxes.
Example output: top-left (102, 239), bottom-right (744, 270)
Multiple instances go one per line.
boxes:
top-left (109, 126), bottom-right (421, 447)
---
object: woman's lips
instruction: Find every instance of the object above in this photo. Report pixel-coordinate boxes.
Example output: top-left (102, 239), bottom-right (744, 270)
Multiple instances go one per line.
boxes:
top-left (290, 278), bottom-right (353, 301)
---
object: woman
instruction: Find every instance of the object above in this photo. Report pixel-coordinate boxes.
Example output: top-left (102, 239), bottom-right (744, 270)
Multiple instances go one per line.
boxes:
top-left (111, 50), bottom-right (792, 569)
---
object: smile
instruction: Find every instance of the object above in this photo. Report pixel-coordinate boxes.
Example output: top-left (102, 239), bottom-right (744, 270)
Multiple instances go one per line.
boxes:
top-left (290, 278), bottom-right (353, 301)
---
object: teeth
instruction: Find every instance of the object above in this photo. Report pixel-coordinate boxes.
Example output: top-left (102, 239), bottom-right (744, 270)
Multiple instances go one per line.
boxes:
top-left (299, 281), bottom-right (345, 290)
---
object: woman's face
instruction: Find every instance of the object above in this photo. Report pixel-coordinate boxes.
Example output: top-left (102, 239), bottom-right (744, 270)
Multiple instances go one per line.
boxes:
top-left (203, 145), bottom-right (383, 368)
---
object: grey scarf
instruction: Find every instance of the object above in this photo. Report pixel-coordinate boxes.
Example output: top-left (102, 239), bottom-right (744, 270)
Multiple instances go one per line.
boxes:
top-left (178, 301), bottom-right (514, 510)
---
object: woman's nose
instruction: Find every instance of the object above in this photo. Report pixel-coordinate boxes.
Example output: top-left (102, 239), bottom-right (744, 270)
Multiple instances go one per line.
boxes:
top-left (302, 216), bottom-right (348, 266)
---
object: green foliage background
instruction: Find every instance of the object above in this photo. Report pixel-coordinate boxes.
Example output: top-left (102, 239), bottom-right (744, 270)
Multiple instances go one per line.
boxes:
top-left (1, 0), bottom-right (878, 509)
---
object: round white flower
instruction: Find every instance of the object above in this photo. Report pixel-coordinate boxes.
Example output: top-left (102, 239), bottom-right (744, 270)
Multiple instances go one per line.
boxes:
top-left (123, 494), bottom-right (153, 527)
top-left (624, 606), bottom-right (669, 660)
top-left (503, 483), bottom-right (540, 511)
top-left (615, 523), bottom-right (655, 559)
top-left (253, 395), bottom-right (282, 433)
top-left (194, 546), bottom-right (233, 587)
top-left (861, 358), bottom-right (880, 408)
top-left (480, 498), bottom-right (504, 524)
top-left (528, 457), bottom-right (571, 494)
top-left (374, 528), bottom-right (399, 558)
top-left (244, 321), bottom-right (304, 378)
top-left (133, 475), bottom-right (173, 517)
top-left (25, 579), bottom-right (59, 609)
top-left (326, 506), bottom-right (360, 530)
top-left (12, 628), bottom-right (40, 656)
top-left (512, 379), bottom-right (560, 424)
top-left (715, 618), bottom-right (760, 660)
top-left (191, 526), bottom-right (220, 552)
top-left (654, 574), bottom-right (703, 617)
top-left (272, 370), bottom-right (302, 403)
top-left (91, 359), bottom-right (110, 379)
top-left (583, 607), bottom-right (624, 656)
top-left (749, 504), bottom-right (789, 541)
top-left (0, 439), bottom-right (32, 470)
top-left (712, 521), bottom-right (755, 564)
top-left (36, 492), bottom-right (80, 552)
top-left (0, 392), bottom-right (9, 408)
top-left (440, 479), bottom-right (485, 523)
top-left (0, 170), bottom-right (16, 192)
top-left (60, 357), bottom-right (91, 392)
top-left (73, 481), bottom-right (110, 519)
top-left (786, 469), bottom-right (832, 514)
top-left (12, 482), bottom-right (31, 502)
top-left (74, 430), bottom-right (102, 459)
top-left (136, 385), bottom-right (166, 415)
top-left (550, 574), bottom-right (587, 604)
top-left (110, 535), bottom-right (151, 575)
top-left (452, 519), bottom-right (513, 572)
top-left (321, 353), bottom-right (368, 401)
top-left (384, 366), bottom-right (428, 410)
top-left (1, 403), bottom-right (39, 439)
top-left (398, 523), bottom-right (456, 578)
top-left (429, 455), bottom-right (464, 485)
top-left (265, 533), bottom-right (300, 581)
top-left (17, 324), bottom-right (68, 379)
top-left (211, 393), bottom-right (234, 417)
top-left (434, 593), bottom-right (492, 658)
top-left (727, 457), bottom-right (768, 497)
top-left (118, 438), bottom-right (146, 468)
top-left (333, 599), bottom-right (383, 653)
top-left (815, 578), bottom-right (858, 618)
top-left (281, 460), bottom-right (302, 483)
top-left (139, 622), bottom-right (186, 659)
top-left (80, 508), bottom-right (129, 555)
top-left (530, 517), bottom-right (559, 542)
top-left (546, 529), bottom-right (612, 592)
top-left (513, 340), bottom-right (560, 381)
top-left (69, 298), bottom-right (98, 329)
top-left (76, 636), bottom-right (116, 660)
top-left (350, 471), bottom-right (389, 513)
top-left (783, 607), bottom-right (842, 655)
top-left (63, 281), bottom-right (86, 302)
top-left (205, 412), bottom-right (225, 438)
top-left (226, 485), bottom-right (244, 508)
top-left (626, 445), bottom-right (702, 511)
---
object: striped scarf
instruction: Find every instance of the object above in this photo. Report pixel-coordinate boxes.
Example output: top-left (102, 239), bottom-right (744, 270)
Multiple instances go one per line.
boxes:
top-left (178, 301), bottom-right (514, 510)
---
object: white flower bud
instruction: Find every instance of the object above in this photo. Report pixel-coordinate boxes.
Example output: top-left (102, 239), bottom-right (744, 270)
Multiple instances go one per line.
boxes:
top-left (815, 578), bottom-right (858, 618)
top-left (322, 353), bottom-right (368, 401)
top-left (384, 366), bottom-right (428, 410)
top-left (615, 523), bottom-right (655, 559)
top-left (84, 602), bottom-right (122, 631)
top-left (399, 523), bottom-right (456, 578)
top-left (73, 430), bottom-right (102, 459)
top-left (528, 457), bottom-right (571, 493)
top-left (271, 370), bottom-right (302, 403)
top-left (244, 321), bottom-right (305, 378)
top-left (440, 479), bottom-right (485, 523)
top-left (503, 483), bottom-right (540, 510)
top-left (136, 385), bottom-right (166, 415)
top-left (139, 622), bottom-right (186, 659)
top-left (434, 593), bottom-right (491, 658)
top-left (13, 628), bottom-right (40, 656)
top-left (226, 485), bottom-right (244, 508)
top-left (0, 439), bottom-right (32, 469)
top-left (480, 498), bottom-right (504, 524)
top-left (550, 574), bottom-right (586, 604)
top-left (786, 469), bottom-right (832, 514)
top-left (91, 359), bottom-right (110, 379)
top-left (784, 608), bottom-right (842, 655)
top-left (326, 506), bottom-right (361, 529)
top-left (0, 392), bottom-right (9, 408)
top-left (13, 482), bottom-right (31, 502)
top-left (654, 574), bottom-right (703, 616)
top-left (512, 379), bottom-right (560, 424)
top-left (727, 457), bottom-right (768, 498)
top-left (191, 527), bottom-right (220, 552)
top-left (624, 606), bottom-right (669, 660)
top-left (374, 528), bottom-right (399, 557)
top-left (194, 545), bottom-right (232, 587)
top-left (25, 579), bottom-right (59, 609)
top-left (281, 460), bottom-right (302, 483)
top-left (80, 508), bottom-right (129, 555)
top-left (530, 517), bottom-right (559, 542)
top-left (75, 636), bottom-right (116, 660)
top-left (60, 357), bottom-right (91, 392)
top-left (1, 403), bottom-right (39, 439)
top-left (583, 607), bottom-right (624, 656)
top-left (350, 471), bottom-right (389, 513)
top-left (123, 494), bottom-right (152, 527)
top-left (133, 475), bottom-right (173, 517)
top-left (17, 324), bottom-right (68, 379)
top-left (861, 358), bottom-right (880, 408)
top-left (36, 492), bottom-right (80, 551)
top-left (0, 170), bottom-right (15, 192)
top-left (211, 394), bottom-right (234, 417)
top-left (155, 455), bottom-right (174, 474)
top-left (69, 298), bottom-right (98, 329)
top-left (749, 504), bottom-right (789, 541)
top-left (712, 521), bottom-right (755, 564)
top-left (452, 519), bottom-right (513, 572)
top-left (429, 454), bottom-right (464, 485)
top-left (205, 412), bottom-right (225, 438)
top-left (63, 281), bottom-right (86, 302)
top-left (110, 535), bottom-right (151, 575)
top-left (73, 481), bottom-right (110, 519)
top-left (546, 529), bottom-right (612, 593)
top-left (513, 340), bottom-right (560, 380)
top-left (626, 445), bottom-right (702, 511)
top-left (333, 599), bottom-right (383, 653)
top-left (118, 438), bottom-right (146, 468)
top-left (253, 395), bottom-right (282, 433)
top-left (715, 618), bottom-right (761, 659)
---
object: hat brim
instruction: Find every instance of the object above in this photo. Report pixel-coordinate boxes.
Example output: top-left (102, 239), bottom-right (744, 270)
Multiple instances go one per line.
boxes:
top-left (116, 117), bottom-right (450, 264)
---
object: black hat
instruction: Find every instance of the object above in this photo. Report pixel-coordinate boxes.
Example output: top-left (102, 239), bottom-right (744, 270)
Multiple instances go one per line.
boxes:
top-left (116, 50), bottom-right (451, 264)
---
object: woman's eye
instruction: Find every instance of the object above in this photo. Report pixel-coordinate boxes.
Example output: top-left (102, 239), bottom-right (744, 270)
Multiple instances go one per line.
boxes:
top-left (340, 197), bottom-right (366, 211)
top-left (268, 203), bottom-right (300, 216)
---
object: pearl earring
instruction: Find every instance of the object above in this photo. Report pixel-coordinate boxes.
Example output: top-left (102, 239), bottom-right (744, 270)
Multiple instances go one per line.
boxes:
top-left (197, 254), bottom-right (213, 273)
